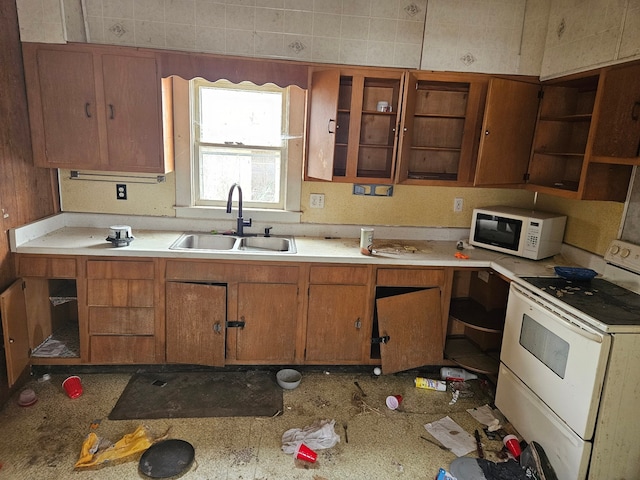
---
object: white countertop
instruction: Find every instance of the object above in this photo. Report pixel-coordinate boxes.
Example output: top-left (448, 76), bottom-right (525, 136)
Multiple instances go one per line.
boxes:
top-left (10, 213), bottom-right (600, 281)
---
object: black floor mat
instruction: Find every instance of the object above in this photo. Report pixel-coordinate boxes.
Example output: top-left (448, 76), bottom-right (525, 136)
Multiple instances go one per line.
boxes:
top-left (109, 370), bottom-right (283, 420)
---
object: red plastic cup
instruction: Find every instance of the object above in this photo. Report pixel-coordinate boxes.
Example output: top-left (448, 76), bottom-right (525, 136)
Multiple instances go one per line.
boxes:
top-left (62, 375), bottom-right (83, 399)
top-left (503, 434), bottom-right (521, 459)
top-left (385, 394), bottom-right (403, 410)
top-left (294, 443), bottom-right (317, 463)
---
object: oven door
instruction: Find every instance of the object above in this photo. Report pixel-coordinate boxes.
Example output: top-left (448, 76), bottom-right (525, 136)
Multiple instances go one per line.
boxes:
top-left (499, 283), bottom-right (611, 440)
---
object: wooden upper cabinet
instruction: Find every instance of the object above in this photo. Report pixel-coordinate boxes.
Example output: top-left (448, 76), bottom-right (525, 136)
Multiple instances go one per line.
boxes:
top-left (306, 67), bottom-right (404, 184)
top-left (396, 72), bottom-right (488, 186)
top-left (473, 78), bottom-right (540, 187)
top-left (590, 62), bottom-right (640, 161)
top-left (22, 42), bottom-right (173, 173)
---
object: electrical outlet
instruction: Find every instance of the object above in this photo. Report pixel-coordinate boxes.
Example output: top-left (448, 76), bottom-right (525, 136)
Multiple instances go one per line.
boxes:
top-left (116, 184), bottom-right (127, 200)
top-left (310, 193), bottom-right (325, 208)
top-left (454, 197), bottom-right (463, 212)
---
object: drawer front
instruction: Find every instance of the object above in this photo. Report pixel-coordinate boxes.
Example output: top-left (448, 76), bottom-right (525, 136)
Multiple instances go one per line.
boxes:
top-left (87, 279), bottom-right (154, 306)
top-left (90, 336), bottom-right (156, 364)
top-left (17, 256), bottom-right (77, 278)
top-left (89, 307), bottom-right (154, 335)
top-left (309, 265), bottom-right (370, 285)
top-left (87, 260), bottom-right (155, 279)
top-left (376, 268), bottom-right (444, 287)
top-left (166, 260), bottom-right (298, 283)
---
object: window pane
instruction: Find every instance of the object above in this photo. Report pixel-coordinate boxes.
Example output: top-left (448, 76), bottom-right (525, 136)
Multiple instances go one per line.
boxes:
top-left (200, 88), bottom-right (282, 147)
top-left (199, 147), bottom-right (281, 203)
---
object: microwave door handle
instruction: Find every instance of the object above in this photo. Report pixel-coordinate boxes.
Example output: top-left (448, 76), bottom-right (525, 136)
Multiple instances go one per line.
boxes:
top-left (512, 284), bottom-right (604, 343)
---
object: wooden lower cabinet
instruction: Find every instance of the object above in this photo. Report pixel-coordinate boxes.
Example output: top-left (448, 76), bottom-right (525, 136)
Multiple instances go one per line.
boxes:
top-left (86, 258), bottom-right (160, 364)
top-left (166, 282), bottom-right (226, 366)
top-left (164, 260), bottom-right (301, 366)
top-left (305, 265), bottom-right (372, 363)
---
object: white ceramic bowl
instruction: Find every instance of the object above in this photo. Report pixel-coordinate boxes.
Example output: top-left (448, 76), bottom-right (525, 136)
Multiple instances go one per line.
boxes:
top-left (276, 369), bottom-right (302, 389)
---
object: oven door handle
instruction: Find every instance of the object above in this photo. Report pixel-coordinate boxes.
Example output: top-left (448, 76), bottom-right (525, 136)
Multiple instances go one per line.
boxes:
top-left (512, 284), bottom-right (604, 343)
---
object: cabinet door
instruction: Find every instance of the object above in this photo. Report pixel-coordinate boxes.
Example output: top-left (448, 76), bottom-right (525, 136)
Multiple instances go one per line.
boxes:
top-left (591, 63), bottom-right (640, 160)
top-left (31, 48), bottom-right (102, 169)
top-left (166, 282), bottom-right (226, 366)
top-left (474, 78), bottom-right (540, 186)
top-left (306, 284), bottom-right (368, 362)
top-left (376, 288), bottom-right (443, 374)
top-left (307, 69), bottom-right (340, 181)
top-left (233, 283), bottom-right (298, 362)
top-left (0, 280), bottom-right (29, 387)
top-left (102, 54), bottom-right (163, 172)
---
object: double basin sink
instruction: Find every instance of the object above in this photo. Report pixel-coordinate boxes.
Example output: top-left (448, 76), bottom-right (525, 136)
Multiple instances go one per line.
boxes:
top-left (170, 233), bottom-right (296, 254)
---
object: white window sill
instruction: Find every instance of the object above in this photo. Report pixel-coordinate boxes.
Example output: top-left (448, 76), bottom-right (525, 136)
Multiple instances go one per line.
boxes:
top-left (174, 206), bottom-right (302, 224)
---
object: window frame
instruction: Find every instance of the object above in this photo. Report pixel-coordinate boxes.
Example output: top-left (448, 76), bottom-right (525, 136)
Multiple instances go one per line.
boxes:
top-left (173, 77), bottom-right (303, 224)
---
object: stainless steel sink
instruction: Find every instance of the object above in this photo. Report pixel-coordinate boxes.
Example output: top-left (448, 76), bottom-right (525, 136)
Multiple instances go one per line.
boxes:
top-left (237, 236), bottom-right (296, 253)
top-left (169, 233), bottom-right (296, 253)
top-left (170, 233), bottom-right (237, 251)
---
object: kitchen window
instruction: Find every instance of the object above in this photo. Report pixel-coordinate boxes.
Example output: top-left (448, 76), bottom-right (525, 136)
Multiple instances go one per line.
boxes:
top-left (174, 77), bottom-right (304, 223)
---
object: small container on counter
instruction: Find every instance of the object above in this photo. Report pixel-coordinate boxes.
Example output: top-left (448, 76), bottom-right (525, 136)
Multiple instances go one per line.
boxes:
top-left (415, 377), bottom-right (447, 391)
top-left (360, 227), bottom-right (374, 255)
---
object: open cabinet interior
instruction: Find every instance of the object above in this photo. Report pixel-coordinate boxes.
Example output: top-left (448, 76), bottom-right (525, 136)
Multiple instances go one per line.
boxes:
top-left (445, 270), bottom-right (509, 379)
top-left (27, 278), bottom-right (80, 360)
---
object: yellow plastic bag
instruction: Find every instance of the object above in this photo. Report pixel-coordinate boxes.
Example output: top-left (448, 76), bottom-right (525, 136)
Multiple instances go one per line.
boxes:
top-left (75, 425), bottom-right (154, 469)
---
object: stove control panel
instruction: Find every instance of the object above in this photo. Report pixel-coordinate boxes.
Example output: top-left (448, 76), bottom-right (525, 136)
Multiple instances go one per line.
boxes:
top-left (605, 240), bottom-right (640, 273)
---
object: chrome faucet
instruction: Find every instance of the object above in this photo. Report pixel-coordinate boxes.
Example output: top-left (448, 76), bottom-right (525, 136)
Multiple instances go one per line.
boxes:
top-left (226, 183), bottom-right (252, 236)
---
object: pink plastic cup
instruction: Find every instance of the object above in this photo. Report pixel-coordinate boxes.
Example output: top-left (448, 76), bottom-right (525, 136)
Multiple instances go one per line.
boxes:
top-left (503, 434), bottom-right (521, 459)
top-left (294, 443), bottom-right (317, 463)
top-left (385, 394), bottom-right (403, 410)
top-left (62, 375), bottom-right (83, 399)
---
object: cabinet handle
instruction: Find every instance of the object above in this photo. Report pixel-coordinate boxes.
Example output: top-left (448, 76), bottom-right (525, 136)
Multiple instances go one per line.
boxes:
top-left (354, 318), bottom-right (361, 329)
top-left (85, 103), bottom-right (91, 118)
top-left (485, 130), bottom-right (490, 135)
top-left (108, 104), bottom-right (115, 119)
top-left (8, 338), bottom-right (14, 343)
top-left (328, 119), bottom-right (336, 134)
top-left (213, 322), bottom-right (222, 334)
top-left (632, 101), bottom-right (640, 121)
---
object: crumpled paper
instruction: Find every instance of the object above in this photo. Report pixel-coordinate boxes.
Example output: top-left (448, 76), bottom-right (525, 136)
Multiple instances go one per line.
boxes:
top-left (281, 419), bottom-right (340, 454)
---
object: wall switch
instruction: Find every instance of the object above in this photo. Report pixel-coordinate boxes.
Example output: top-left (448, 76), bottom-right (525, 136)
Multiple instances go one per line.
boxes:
top-left (116, 184), bottom-right (127, 200)
top-left (310, 193), bottom-right (325, 208)
top-left (454, 197), bottom-right (463, 212)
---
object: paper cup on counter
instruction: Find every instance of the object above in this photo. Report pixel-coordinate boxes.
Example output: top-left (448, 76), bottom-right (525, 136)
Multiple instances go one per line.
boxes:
top-left (360, 228), bottom-right (374, 255)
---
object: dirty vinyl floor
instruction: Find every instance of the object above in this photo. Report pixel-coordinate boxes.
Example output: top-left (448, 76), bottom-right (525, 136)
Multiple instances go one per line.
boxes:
top-left (0, 369), bottom-right (509, 479)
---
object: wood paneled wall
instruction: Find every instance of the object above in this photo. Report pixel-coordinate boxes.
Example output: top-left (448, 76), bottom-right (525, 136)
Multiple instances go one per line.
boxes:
top-left (0, 1), bottom-right (60, 402)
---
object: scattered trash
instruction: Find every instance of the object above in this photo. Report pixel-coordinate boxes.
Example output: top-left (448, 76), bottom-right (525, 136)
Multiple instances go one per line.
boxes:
top-left (449, 390), bottom-right (460, 405)
top-left (17, 388), bottom-right (37, 407)
top-left (373, 367), bottom-right (382, 376)
top-left (75, 425), bottom-right (156, 469)
top-left (139, 438), bottom-right (195, 478)
top-left (353, 381), bottom-right (367, 396)
top-left (474, 429), bottom-right (484, 459)
top-left (503, 434), bottom-right (521, 459)
top-left (89, 419), bottom-right (101, 430)
top-left (436, 467), bottom-right (457, 480)
top-left (282, 419), bottom-right (340, 454)
top-left (37, 373), bottom-right (51, 383)
top-left (419, 435), bottom-right (450, 451)
top-left (424, 416), bottom-right (476, 457)
top-left (415, 377), bottom-right (446, 391)
top-left (385, 394), bottom-right (403, 410)
top-left (294, 443), bottom-right (317, 463)
top-left (62, 375), bottom-right (83, 399)
top-left (342, 422), bottom-right (348, 443)
top-left (440, 367), bottom-right (478, 381)
top-left (466, 405), bottom-right (505, 432)
top-left (454, 251), bottom-right (469, 259)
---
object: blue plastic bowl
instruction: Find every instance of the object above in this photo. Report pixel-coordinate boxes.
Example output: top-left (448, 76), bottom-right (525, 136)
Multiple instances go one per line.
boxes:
top-left (554, 266), bottom-right (598, 281)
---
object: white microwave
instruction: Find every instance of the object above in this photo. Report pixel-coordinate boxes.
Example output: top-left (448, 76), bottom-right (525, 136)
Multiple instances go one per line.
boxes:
top-left (469, 206), bottom-right (566, 260)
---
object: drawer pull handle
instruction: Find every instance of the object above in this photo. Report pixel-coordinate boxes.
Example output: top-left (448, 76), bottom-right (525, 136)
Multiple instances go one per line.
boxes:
top-left (85, 102), bottom-right (91, 118)
top-left (213, 322), bottom-right (222, 334)
top-left (354, 318), bottom-right (361, 329)
top-left (371, 335), bottom-right (390, 344)
top-left (328, 119), bottom-right (336, 134)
